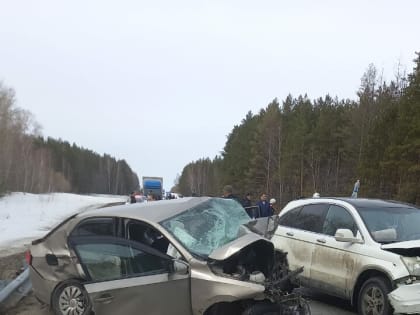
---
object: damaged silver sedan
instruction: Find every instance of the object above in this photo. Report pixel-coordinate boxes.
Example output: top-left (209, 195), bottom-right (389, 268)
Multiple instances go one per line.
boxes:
top-left (27, 197), bottom-right (310, 315)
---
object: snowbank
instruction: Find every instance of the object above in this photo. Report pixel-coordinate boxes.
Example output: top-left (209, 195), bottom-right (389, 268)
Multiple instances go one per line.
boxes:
top-left (0, 192), bottom-right (127, 254)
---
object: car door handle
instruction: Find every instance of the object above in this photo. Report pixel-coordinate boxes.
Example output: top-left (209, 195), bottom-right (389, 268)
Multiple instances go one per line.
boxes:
top-left (94, 293), bottom-right (114, 304)
top-left (316, 238), bottom-right (326, 244)
top-left (286, 231), bottom-right (294, 237)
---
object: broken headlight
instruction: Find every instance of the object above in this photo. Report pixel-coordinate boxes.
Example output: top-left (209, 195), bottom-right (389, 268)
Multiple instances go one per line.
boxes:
top-left (401, 257), bottom-right (420, 276)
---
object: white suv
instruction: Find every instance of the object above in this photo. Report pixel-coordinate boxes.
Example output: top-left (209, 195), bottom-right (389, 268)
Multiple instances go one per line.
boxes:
top-left (271, 197), bottom-right (420, 315)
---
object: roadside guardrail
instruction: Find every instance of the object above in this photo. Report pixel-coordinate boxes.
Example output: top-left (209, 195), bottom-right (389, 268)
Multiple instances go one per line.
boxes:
top-left (0, 268), bottom-right (31, 313)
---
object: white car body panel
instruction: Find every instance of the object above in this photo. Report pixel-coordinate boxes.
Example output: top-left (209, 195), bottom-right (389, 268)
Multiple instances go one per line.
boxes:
top-left (272, 197), bottom-right (419, 309)
top-left (272, 226), bottom-right (315, 285)
top-left (388, 282), bottom-right (420, 314)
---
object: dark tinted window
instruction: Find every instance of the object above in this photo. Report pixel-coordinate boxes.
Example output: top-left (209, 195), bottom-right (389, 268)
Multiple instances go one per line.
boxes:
top-left (323, 205), bottom-right (357, 236)
top-left (297, 204), bottom-right (329, 233)
top-left (71, 218), bottom-right (115, 237)
top-left (278, 206), bottom-right (302, 228)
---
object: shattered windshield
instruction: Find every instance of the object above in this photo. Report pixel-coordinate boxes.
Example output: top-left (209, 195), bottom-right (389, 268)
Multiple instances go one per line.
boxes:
top-left (357, 205), bottom-right (420, 243)
top-left (161, 198), bottom-right (251, 258)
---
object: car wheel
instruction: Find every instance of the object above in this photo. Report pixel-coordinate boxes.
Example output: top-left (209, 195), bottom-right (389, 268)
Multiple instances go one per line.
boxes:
top-left (357, 276), bottom-right (393, 315)
top-left (52, 280), bottom-right (92, 315)
top-left (242, 302), bottom-right (280, 315)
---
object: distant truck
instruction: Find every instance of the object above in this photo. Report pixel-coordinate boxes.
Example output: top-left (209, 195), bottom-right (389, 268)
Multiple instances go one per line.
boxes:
top-left (142, 176), bottom-right (163, 200)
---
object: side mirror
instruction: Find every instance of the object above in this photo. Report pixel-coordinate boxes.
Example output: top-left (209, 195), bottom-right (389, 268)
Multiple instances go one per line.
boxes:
top-left (335, 228), bottom-right (363, 244)
top-left (170, 259), bottom-right (189, 275)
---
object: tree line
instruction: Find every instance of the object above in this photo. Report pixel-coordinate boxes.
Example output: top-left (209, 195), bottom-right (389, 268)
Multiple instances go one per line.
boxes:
top-left (174, 53), bottom-right (420, 206)
top-left (0, 83), bottom-right (139, 195)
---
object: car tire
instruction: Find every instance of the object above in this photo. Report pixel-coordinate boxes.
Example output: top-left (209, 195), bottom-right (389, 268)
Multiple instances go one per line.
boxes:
top-left (242, 302), bottom-right (280, 315)
top-left (51, 280), bottom-right (92, 315)
top-left (357, 276), bottom-right (393, 315)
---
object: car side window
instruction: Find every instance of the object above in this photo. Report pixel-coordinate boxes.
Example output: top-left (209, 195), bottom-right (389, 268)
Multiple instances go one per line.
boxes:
top-left (127, 220), bottom-right (184, 259)
top-left (127, 222), bottom-right (171, 254)
top-left (71, 218), bottom-right (115, 237)
top-left (278, 206), bottom-right (302, 228)
top-left (74, 242), bottom-right (170, 282)
top-left (297, 204), bottom-right (329, 233)
top-left (323, 205), bottom-right (358, 237)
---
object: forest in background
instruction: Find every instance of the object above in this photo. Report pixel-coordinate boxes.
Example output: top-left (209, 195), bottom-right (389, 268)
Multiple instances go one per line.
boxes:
top-left (174, 53), bottom-right (420, 206)
top-left (0, 85), bottom-right (139, 195)
top-left (1, 54), bottom-right (419, 204)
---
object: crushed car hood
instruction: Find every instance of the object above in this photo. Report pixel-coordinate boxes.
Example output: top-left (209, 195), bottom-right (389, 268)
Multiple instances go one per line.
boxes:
top-left (382, 240), bottom-right (420, 249)
top-left (382, 240), bottom-right (420, 256)
top-left (208, 233), bottom-right (273, 261)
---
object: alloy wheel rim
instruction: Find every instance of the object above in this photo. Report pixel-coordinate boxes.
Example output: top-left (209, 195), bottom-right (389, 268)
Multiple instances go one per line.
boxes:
top-left (59, 285), bottom-right (86, 315)
top-left (362, 286), bottom-right (384, 315)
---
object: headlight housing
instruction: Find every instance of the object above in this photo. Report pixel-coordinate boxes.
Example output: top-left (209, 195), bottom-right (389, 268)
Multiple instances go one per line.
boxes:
top-left (401, 257), bottom-right (420, 276)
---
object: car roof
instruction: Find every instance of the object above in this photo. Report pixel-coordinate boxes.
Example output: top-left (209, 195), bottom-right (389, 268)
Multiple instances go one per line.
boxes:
top-left (78, 196), bottom-right (211, 223)
top-left (287, 197), bottom-right (417, 210)
top-left (337, 198), bottom-right (417, 209)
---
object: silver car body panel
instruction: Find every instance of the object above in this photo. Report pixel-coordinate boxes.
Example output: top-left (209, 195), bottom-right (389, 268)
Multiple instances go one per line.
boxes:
top-left (85, 272), bottom-right (191, 315)
top-left (208, 232), bottom-right (269, 261)
top-left (30, 197), bottom-right (287, 314)
top-left (189, 258), bottom-right (265, 315)
top-left (78, 197), bottom-right (209, 223)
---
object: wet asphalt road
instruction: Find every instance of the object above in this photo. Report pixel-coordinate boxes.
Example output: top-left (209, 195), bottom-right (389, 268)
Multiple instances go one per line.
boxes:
top-left (309, 299), bottom-right (356, 315)
top-left (302, 288), bottom-right (357, 315)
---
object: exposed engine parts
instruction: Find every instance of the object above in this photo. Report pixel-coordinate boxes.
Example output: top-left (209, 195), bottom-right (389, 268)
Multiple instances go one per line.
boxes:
top-left (209, 242), bottom-right (310, 314)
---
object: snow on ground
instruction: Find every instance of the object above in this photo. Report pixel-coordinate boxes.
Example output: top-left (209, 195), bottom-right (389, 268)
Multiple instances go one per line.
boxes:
top-left (0, 192), bottom-right (127, 255)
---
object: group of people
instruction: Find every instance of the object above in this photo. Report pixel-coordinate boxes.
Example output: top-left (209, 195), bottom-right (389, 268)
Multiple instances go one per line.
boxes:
top-left (129, 191), bottom-right (157, 203)
top-left (222, 178), bottom-right (361, 219)
top-left (222, 185), bottom-right (277, 219)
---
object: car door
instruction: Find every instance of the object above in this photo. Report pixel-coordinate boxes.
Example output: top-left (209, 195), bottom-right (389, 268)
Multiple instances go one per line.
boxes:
top-left (70, 236), bottom-right (192, 315)
top-left (309, 204), bottom-right (361, 299)
top-left (272, 204), bottom-right (328, 285)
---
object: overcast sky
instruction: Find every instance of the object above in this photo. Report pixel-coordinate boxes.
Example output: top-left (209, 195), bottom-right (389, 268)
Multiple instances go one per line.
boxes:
top-left (1, 1), bottom-right (419, 191)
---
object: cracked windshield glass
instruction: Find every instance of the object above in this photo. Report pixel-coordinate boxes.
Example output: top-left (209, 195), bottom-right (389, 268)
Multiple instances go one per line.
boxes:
top-left (161, 198), bottom-right (251, 257)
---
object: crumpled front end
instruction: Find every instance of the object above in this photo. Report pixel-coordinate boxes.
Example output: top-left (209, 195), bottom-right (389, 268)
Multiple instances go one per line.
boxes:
top-left (203, 237), bottom-right (305, 312)
top-left (388, 283), bottom-right (420, 314)
top-left (208, 238), bottom-right (276, 284)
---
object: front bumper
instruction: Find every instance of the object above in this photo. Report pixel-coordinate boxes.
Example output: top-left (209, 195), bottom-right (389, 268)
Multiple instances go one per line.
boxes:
top-left (388, 283), bottom-right (420, 314)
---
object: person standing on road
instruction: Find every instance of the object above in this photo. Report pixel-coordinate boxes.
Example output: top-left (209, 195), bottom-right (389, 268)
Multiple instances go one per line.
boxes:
top-left (351, 179), bottom-right (360, 198)
top-left (222, 185), bottom-right (243, 208)
top-left (222, 185), bottom-right (238, 200)
top-left (269, 198), bottom-right (277, 215)
top-left (130, 191), bottom-right (137, 203)
top-left (256, 193), bottom-right (271, 217)
top-left (147, 193), bottom-right (157, 202)
top-left (242, 193), bottom-right (257, 218)
top-left (242, 193), bottom-right (252, 208)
